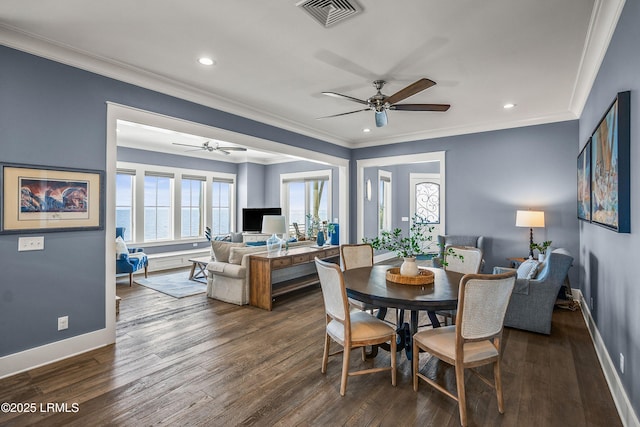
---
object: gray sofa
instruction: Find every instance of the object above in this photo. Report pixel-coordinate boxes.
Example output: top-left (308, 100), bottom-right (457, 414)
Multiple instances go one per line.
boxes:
top-left (206, 240), bottom-right (314, 305)
top-left (493, 249), bottom-right (573, 335)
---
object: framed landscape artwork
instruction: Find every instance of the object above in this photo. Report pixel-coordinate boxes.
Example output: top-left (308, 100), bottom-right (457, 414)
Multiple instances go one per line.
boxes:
top-left (577, 140), bottom-right (591, 221)
top-left (590, 91), bottom-right (630, 233)
top-left (0, 163), bottom-right (104, 233)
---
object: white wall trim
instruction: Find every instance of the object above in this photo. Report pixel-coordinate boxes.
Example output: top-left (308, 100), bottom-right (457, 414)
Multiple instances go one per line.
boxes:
top-left (0, 329), bottom-right (113, 379)
top-left (576, 290), bottom-right (639, 427)
top-left (356, 151), bottom-right (445, 243)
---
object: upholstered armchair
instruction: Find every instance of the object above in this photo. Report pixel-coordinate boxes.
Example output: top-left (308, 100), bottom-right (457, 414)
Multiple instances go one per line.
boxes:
top-left (116, 227), bottom-right (148, 286)
top-left (433, 235), bottom-right (485, 271)
top-left (493, 249), bottom-right (573, 335)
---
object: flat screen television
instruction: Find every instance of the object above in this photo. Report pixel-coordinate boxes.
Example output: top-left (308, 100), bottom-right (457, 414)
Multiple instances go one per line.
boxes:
top-left (242, 207), bottom-right (282, 232)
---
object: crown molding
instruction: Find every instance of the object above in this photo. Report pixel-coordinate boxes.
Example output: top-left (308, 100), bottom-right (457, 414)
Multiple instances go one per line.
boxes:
top-left (569, 0), bottom-right (626, 117)
top-left (0, 25), bottom-right (349, 148)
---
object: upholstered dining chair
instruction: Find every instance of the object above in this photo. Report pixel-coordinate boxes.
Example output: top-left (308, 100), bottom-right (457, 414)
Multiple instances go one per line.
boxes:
top-left (434, 235), bottom-right (485, 271)
top-left (438, 246), bottom-right (484, 324)
top-left (412, 271), bottom-right (516, 427)
top-left (314, 258), bottom-right (397, 396)
top-left (340, 244), bottom-right (378, 313)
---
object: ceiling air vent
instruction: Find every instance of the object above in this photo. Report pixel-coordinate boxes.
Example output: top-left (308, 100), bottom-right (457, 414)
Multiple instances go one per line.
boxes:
top-left (296, 0), bottom-right (363, 28)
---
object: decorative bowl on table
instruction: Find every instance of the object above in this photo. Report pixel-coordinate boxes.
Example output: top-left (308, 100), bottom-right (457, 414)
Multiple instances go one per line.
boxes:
top-left (386, 268), bottom-right (434, 285)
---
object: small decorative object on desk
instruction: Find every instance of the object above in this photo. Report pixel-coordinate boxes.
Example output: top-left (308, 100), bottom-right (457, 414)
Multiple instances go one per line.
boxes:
top-left (316, 230), bottom-right (325, 246)
top-left (386, 267), bottom-right (434, 285)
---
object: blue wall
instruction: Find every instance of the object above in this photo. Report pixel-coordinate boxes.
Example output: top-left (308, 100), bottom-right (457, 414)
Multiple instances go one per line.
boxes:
top-left (578, 0), bottom-right (639, 415)
top-left (352, 121), bottom-right (580, 276)
top-left (0, 45), bottom-right (346, 357)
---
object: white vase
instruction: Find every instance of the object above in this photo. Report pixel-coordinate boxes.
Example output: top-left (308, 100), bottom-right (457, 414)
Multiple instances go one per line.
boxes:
top-left (400, 257), bottom-right (419, 277)
top-left (538, 253), bottom-right (545, 262)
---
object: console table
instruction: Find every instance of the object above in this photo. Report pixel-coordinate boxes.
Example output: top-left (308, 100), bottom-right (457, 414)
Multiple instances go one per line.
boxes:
top-left (249, 245), bottom-right (340, 310)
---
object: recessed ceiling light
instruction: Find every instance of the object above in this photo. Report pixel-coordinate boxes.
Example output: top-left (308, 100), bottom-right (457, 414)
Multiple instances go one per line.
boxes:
top-left (503, 103), bottom-right (516, 109)
top-left (362, 128), bottom-right (371, 133)
top-left (198, 57), bottom-right (215, 66)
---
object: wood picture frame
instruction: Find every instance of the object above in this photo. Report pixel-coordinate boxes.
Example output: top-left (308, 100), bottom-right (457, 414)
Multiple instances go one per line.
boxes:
top-left (577, 139), bottom-right (591, 222)
top-left (0, 163), bottom-right (104, 234)
top-left (590, 91), bottom-right (630, 233)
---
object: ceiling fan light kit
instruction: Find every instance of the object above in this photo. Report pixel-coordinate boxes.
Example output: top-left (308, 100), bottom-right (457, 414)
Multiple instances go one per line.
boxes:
top-left (319, 78), bottom-right (450, 127)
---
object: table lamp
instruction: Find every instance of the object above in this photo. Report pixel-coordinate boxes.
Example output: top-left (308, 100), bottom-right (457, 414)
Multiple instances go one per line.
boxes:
top-left (262, 215), bottom-right (287, 255)
top-left (515, 210), bottom-right (545, 258)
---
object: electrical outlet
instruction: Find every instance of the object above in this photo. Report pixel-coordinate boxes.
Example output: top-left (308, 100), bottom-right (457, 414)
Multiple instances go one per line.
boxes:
top-left (192, 242), bottom-right (198, 247)
top-left (18, 236), bottom-right (45, 251)
top-left (401, 217), bottom-right (409, 222)
top-left (620, 353), bottom-right (624, 374)
top-left (58, 316), bottom-right (68, 331)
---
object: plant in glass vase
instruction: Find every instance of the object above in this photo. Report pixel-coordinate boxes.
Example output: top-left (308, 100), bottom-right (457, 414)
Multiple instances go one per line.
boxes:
top-left (364, 214), bottom-right (455, 276)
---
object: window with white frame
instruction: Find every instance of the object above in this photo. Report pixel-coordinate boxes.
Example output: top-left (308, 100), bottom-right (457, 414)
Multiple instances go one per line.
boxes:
top-left (211, 179), bottom-right (233, 235)
top-left (118, 162), bottom-right (236, 243)
top-left (115, 169), bottom-right (135, 241)
top-left (144, 172), bottom-right (173, 241)
top-left (281, 170), bottom-right (331, 237)
top-left (181, 175), bottom-right (205, 238)
top-left (378, 170), bottom-right (392, 234)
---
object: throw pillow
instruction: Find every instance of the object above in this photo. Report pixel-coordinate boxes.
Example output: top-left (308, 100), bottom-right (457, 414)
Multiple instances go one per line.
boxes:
top-left (211, 240), bottom-right (242, 262)
top-left (115, 236), bottom-right (129, 257)
top-left (516, 259), bottom-right (539, 279)
top-left (245, 241), bottom-right (267, 246)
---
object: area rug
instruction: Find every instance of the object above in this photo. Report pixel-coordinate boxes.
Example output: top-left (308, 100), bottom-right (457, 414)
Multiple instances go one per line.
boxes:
top-left (134, 272), bottom-right (207, 298)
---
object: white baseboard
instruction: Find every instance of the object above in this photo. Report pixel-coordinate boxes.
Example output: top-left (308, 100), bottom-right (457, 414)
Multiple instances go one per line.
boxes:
top-left (575, 290), bottom-right (640, 427)
top-left (0, 328), bottom-right (114, 379)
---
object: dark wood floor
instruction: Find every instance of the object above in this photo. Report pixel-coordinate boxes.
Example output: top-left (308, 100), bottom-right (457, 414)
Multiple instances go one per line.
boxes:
top-left (0, 270), bottom-right (621, 426)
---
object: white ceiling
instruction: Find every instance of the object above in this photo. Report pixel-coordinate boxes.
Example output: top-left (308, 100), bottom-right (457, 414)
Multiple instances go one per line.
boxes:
top-left (0, 0), bottom-right (623, 150)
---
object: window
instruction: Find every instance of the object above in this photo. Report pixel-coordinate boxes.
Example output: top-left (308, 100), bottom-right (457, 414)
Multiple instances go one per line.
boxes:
top-left (117, 162), bottom-right (235, 243)
top-left (211, 179), bottom-right (232, 235)
top-left (181, 177), bottom-right (204, 238)
top-left (281, 170), bottom-right (331, 237)
top-left (144, 173), bottom-right (173, 241)
top-left (115, 170), bottom-right (135, 241)
top-left (378, 170), bottom-right (392, 234)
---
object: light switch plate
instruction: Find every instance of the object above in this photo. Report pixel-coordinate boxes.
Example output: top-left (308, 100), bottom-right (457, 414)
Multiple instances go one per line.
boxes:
top-left (18, 236), bottom-right (45, 251)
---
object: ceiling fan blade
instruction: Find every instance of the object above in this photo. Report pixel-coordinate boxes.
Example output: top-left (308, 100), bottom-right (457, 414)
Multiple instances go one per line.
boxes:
top-left (321, 92), bottom-right (370, 106)
top-left (317, 109), bottom-right (370, 119)
top-left (215, 149), bottom-right (231, 156)
top-left (217, 146), bottom-right (247, 152)
top-left (172, 142), bottom-right (201, 148)
top-left (384, 78), bottom-right (436, 106)
top-left (390, 103), bottom-right (450, 112)
top-left (375, 110), bottom-right (388, 127)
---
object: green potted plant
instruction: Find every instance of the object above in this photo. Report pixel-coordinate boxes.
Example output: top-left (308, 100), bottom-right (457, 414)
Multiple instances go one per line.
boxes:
top-left (363, 214), bottom-right (461, 276)
top-left (530, 240), bottom-right (552, 261)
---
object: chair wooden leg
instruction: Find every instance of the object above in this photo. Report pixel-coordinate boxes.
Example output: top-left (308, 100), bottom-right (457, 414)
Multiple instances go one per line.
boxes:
top-left (495, 360), bottom-right (505, 413)
top-left (390, 334), bottom-right (397, 387)
top-left (412, 340), bottom-right (419, 391)
top-left (321, 333), bottom-right (330, 374)
top-left (128, 273), bottom-right (133, 287)
top-left (340, 345), bottom-right (350, 396)
top-left (455, 363), bottom-right (468, 426)
top-left (144, 265), bottom-right (148, 278)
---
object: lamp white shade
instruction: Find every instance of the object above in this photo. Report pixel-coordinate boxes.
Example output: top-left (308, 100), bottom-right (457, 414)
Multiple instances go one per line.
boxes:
top-left (261, 215), bottom-right (287, 234)
top-left (515, 210), bottom-right (545, 228)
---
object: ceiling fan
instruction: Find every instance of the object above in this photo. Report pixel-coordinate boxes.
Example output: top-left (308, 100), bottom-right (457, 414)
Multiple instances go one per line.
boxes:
top-left (172, 140), bottom-right (247, 156)
top-left (319, 78), bottom-right (450, 127)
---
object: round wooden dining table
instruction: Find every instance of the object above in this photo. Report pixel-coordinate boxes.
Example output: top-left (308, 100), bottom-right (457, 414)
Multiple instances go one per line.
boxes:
top-left (342, 264), bottom-right (465, 359)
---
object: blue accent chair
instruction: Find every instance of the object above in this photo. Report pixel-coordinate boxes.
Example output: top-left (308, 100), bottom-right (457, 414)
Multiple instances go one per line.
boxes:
top-left (116, 227), bottom-right (148, 286)
top-left (493, 250), bottom-right (573, 334)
